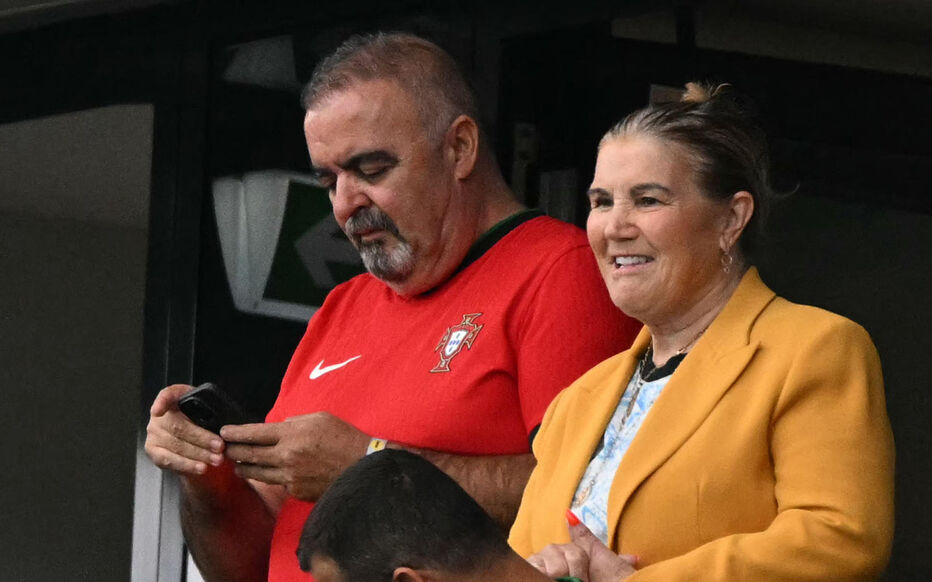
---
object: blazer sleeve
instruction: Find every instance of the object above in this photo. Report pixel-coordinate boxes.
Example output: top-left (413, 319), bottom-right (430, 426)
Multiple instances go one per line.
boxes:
top-left (509, 383), bottom-right (570, 556)
top-left (629, 317), bottom-right (895, 582)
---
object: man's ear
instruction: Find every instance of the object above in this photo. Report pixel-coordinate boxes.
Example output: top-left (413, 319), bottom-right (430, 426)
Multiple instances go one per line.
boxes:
top-left (392, 566), bottom-right (435, 582)
top-left (445, 114), bottom-right (480, 180)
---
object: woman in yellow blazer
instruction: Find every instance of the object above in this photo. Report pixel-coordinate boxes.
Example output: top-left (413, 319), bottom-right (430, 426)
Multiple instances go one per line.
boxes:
top-left (509, 83), bottom-right (894, 582)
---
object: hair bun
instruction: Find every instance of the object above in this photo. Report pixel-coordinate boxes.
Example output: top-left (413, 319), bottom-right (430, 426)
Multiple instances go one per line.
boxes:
top-left (681, 82), bottom-right (730, 103)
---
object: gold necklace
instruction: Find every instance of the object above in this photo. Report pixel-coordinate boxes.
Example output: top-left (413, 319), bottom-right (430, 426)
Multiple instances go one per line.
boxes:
top-left (674, 322), bottom-right (710, 355)
top-left (621, 348), bottom-right (653, 422)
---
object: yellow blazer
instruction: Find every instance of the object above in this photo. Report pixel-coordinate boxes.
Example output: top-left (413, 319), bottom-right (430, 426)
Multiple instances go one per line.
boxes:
top-left (509, 268), bottom-right (894, 581)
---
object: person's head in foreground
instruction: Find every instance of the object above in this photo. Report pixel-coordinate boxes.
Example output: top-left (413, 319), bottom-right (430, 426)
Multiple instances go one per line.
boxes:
top-left (301, 31), bottom-right (520, 297)
top-left (510, 82), bottom-right (894, 580)
top-left (298, 449), bottom-right (585, 582)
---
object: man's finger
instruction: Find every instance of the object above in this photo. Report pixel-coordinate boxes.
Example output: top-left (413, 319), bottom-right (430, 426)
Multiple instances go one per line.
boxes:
top-left (150, 384), bottom-right (193, 416)
top-left (233, 463), bottom-right (286, 485)
top-left (155, 428), bottom-right (224, 466)
top-left (284, 412), bottom-right (320, 422)
top-left (147, 409), bottom-right (224, 457)
top-left (220, 422), bottom-right (281, 444)
top-left (162, 413), bottom-right (225, 453)
top-left (151, 447), bottom-right (209, 475)
top-left (224, 442), bottom-right (280, 466)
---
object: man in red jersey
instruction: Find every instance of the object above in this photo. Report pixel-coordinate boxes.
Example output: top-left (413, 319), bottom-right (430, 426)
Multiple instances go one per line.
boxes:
top-left (145, 32), bottom-right (639, 582)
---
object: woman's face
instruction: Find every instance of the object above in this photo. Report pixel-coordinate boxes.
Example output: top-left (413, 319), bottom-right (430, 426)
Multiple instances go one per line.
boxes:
top-left (586, 135), bottom-right (733, 326)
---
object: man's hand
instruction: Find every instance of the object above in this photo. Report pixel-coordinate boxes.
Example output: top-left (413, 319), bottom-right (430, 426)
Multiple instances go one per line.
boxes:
top-left (145, 384), bottom-right (225, 476)
top-left (527, 510), bottom-right (637, 582)
top-left (221, 412), bottom-right (369, 501)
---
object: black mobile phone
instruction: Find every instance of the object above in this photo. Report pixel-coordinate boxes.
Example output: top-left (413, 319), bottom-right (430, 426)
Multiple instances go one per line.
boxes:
top-left (178, 383), bottom-right (257, 434)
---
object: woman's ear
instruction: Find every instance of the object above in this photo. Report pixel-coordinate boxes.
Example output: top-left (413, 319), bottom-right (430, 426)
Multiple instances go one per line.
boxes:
top-left (445, 114), bottom-right (480, 180)
top-left (720, 190), bottom-right (755, 252)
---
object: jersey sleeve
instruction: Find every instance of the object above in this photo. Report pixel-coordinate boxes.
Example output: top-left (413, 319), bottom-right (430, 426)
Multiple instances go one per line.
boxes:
top-left (514, 244), bottom-right (640, 435)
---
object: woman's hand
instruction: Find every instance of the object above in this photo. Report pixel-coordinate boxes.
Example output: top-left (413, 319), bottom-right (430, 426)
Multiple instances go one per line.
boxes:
top-left (527, 510), bottom-right (638, 582)
top-left (527, 539), bottom-right (592, 581)
top-left (566, 510), bottom-right (638, 581)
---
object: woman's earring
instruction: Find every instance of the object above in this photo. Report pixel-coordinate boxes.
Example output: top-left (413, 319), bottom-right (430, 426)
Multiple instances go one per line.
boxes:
top-left (721, 249), bottom-right (734, 274)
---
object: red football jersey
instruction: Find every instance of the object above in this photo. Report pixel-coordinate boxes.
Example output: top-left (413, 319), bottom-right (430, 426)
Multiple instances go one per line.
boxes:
top-left (265, 214), bottom-right (640, 582)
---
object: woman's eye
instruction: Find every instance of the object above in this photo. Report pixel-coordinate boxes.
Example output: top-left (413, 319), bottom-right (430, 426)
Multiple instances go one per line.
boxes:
top-left (636, 196), bottom-right (660, 207)
top-left (589, 195), bottom-right (612, 209)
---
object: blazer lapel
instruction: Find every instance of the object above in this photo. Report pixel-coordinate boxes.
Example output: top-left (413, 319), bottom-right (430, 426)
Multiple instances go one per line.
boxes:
top-left (551, 328), bottom-right (653, 513)
top-left (605, 268), bottom-right (776, 543)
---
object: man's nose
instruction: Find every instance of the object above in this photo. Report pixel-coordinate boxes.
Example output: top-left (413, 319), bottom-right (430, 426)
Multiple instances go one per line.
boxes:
top-left (330, 174), bottom-right (370, 225)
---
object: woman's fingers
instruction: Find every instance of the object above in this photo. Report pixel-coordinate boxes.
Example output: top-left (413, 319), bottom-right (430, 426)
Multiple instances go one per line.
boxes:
top-left (528, 543), bottom-right (590, 582)
top-left (566, 509), bottom-right (638, 582)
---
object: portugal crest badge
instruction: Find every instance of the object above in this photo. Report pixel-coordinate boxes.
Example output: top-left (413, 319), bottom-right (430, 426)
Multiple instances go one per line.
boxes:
top-left (431, 313), bottom-right (484, 373)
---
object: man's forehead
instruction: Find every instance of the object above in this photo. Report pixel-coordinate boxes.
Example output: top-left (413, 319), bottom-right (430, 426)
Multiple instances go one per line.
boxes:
top-left (309, 78), bottom-right (413, 121)
top-left (304, 80), bottom-right (419, 164)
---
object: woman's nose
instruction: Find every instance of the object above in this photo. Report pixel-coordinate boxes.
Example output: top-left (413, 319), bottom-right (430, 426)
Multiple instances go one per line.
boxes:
top-left (604, 202), bottom-right (637, 239)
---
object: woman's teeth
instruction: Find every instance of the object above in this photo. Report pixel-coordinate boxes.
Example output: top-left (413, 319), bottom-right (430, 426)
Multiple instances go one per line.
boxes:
top-left (615, 256), bottom-right (651, 267)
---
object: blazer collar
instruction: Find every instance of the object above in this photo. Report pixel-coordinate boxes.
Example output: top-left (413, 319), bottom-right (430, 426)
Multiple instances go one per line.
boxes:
top-left (605, 267), bottom-right (776, 543)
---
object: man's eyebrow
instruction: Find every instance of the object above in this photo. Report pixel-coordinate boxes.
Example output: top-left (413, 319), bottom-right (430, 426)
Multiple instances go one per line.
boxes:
top-left (310, 151), bottom-right (398, 173)
top-left (339, 150), bottom-right (398, 170)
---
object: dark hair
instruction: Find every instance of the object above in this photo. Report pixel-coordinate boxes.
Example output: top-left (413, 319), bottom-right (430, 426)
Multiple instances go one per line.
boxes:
top-left (602, 82), bottom-right (775, 261)
top-left (301, 32), bottom-right (480, 143)
top-left (297, 450), bottom-right (510, 581)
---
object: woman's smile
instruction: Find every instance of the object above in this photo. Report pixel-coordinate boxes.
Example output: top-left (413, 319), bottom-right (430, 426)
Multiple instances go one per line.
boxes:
top-left (611, 254), bottom-right (654, 271)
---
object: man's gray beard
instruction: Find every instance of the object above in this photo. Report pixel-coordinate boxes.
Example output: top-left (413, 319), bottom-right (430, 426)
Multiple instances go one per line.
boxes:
top-left (345, 207), bottom-right (415, 283)
top-left (358, 239), bottom-right (415, 282)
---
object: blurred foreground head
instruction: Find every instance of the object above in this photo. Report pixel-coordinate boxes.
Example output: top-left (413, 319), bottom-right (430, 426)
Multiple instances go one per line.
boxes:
top-left (297, 449), bottom-right (511, 582)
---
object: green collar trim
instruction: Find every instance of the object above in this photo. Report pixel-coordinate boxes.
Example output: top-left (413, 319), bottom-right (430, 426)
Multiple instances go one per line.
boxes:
top-left (455, 209), bottom-right (543, 274)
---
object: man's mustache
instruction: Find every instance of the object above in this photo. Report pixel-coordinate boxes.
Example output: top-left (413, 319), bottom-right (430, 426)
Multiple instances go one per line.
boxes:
top-left (344, 207), bottom-right (405, 244)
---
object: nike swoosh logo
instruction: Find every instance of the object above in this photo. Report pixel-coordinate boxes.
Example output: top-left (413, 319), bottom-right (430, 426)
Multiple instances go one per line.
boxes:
top-left (309, 355), bottom-right (361, 380)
